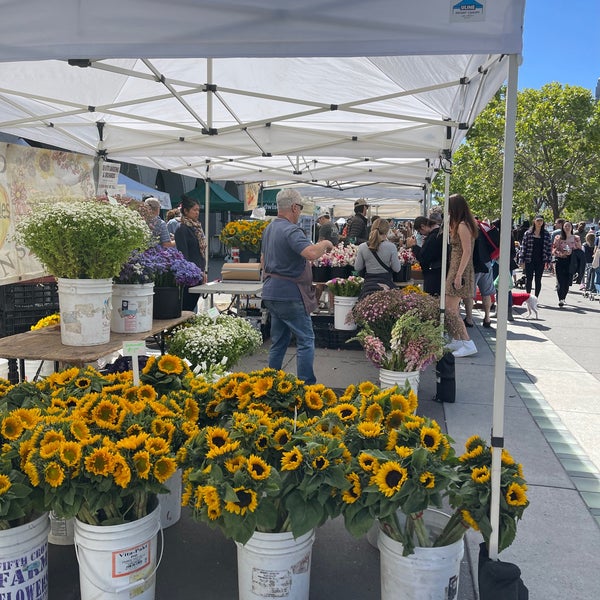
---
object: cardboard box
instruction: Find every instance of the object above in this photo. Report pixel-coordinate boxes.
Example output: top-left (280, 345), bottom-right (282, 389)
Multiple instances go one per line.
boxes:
top-left (221, 263), bottom-right (262, 281)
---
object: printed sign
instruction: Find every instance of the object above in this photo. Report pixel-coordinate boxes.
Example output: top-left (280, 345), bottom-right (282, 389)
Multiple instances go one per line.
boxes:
top-left (112, 541), bottom-right (151, 577)
top-left (450, 0), bottom-right (485, 22)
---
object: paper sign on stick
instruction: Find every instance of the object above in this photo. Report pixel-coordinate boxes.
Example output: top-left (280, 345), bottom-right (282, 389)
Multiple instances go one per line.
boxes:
top-left (122, 341), bottom-right (146, 386)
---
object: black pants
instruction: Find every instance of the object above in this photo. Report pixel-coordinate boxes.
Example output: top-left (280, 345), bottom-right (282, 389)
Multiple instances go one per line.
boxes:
top-left (524, 260), bottom-right (544, 297)
top-left (555, 257), bottom-right (571, 301)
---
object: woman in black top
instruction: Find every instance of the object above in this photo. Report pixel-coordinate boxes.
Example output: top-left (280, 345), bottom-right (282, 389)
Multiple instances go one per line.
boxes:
top-left (406, 216), bottom-right (444, 296)
top-left (517, 216), bottom-right (552, 297)
top-left (175, 196), bottom-right (207, 311)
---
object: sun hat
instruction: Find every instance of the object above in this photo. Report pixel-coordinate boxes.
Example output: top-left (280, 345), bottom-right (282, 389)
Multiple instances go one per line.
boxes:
top-left (316, 209), bottom-right (330, 219)
top-left (354, 198), bottom-right (368, 208)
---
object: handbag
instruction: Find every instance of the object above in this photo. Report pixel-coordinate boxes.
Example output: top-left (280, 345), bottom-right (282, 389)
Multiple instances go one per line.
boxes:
top-left (369, 248), bottom-right (403, 282)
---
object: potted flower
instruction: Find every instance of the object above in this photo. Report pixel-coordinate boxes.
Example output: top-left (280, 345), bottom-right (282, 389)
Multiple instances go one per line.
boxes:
top-left (2, 357), bottom-right (199, 600)
top-left (167, 313), bottom-right (263, 371)
top-left (180, 369), bottom-right (349, 600)
top-left (311, 252), bottom-right (332, 282)
top-left (133, 246), bottom-right (203, 319)
top-left (219, 219), bottom-right (269, 261)
top-left (326, 243), bottom-right (358, 278)
top-left (353, 308), bottom-right (446, 391)
top-left (326, 276), bottom-right (364, 330)
top-left (15, 198), bottom-right (152, 345)
top-left (396, 247), bottom-right (416, 282)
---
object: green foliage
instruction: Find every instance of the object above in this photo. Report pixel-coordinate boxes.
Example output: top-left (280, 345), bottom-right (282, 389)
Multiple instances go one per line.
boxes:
top-left (447, 83), bottom-right (600, 222)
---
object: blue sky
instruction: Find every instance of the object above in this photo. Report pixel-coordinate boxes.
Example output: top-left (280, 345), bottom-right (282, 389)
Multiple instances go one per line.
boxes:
top-left (519, 0), bottom-right (600, 92)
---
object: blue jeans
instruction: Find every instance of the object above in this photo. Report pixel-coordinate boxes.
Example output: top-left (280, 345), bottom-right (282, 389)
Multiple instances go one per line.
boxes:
top-left (263, 299), bottom-right (316, 384)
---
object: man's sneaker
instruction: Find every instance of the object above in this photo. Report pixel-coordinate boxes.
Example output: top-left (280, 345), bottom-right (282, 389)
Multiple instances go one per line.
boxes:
top-left (445, 338), bottom-right (463, 351)
top-left (453, 340), bottom-right (477, 358)
top-left (558, 300), bottom-right (565, 307)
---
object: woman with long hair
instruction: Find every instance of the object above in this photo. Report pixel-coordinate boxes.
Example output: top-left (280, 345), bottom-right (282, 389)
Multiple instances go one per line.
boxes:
top-left (552, 220), bottom-right (581, 307)
top-left (174, 195), bottom-right (208, 311)
top-left (353, 218), bottom-right (402, 300)
top-left (445, 194), bottom-right (478, 358)
top-left (518, 215), bottom-right (552, 298)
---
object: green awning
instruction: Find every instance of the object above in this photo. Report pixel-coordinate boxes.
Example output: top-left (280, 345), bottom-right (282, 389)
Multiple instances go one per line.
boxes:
top-left (258, 188), bottom-right (281, 214)
top-left (182, 182), bottom-right (244, 212)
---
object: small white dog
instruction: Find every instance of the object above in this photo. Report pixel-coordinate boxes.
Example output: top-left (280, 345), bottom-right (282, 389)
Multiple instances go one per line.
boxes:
top-left (523, 294), bottom-right (539, 319)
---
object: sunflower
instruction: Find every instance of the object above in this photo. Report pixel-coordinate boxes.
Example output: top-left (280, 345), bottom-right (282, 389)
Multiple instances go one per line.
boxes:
top-left (384, 410), bottom-right (406, 430)
top-left (0, 474), bottom-right (11, 495)
top-left (459, 444), bottom-right (484, 462)
top-left (157, 355), bottom-right (184, 375)
top-left (465, 435), bottom-right (486, 452)
top-left (420, 426), bottom-right (442, 452)
top-left (11, 408), bottom-right (41, 429)
top-left (116, 432), bottom-right (148, 451)
top-left (281, 447), bottom-right (303, 471)
top-left (364, 403), bottom-right (384, 423)
top-left (137, 385), bottom-right (157, 402)
top-left (505, 482), bottom-right (528, 506)
top-left (395, 445), bottom-right (413, 459)
top-left (357, 421), bottom-right (382, 438)
top-left (273, 428), bottom-right (291, 448)
top-left (44, 461), bottom-right (66, 487)
top-left (154, 456), bottom-right (177, 483)
top-left (334, 403), bottom-right (358, 422)
top-left (373, 461), bottom-right (408, 497)
top-left (59, 441), bottom-right (82, 467)
top-left (419, 471), bottom-right (435, 489)
top-left (501, 448), bottom-right (515, 466)
top-left (471, 465), bottom-right (491, 484)
top-left (75, 377), bottom-right (91, 389)
top-left (183, 398), bottom-right (200, 422)
top-left (358, 381), bottom-right (376, 396)
top-left (1, 416), bottom-right (24, 440)
top-left (225, 456), bottom-right (246, 473)
top-left (254, 435), bottom-right (269, 452)
top-left (113, 454), bottom-right (132, 488)
top-left (342, 472), bottom-right (362, 504)
top-left (253, 377), bottom-right (273, 398)
top-left (145, 437), bottom-right (170, 456)
top-left (358, 452), bottom-right (379, 472)
top-left (225, 487), bottom-right (258, 515)
top-left (461, 509), bottom-right (480, 531)
top-left (133, 450), bottom-right (151, 479)
top-left (23, 460), bottom-right (40, 486)
top-left (276, 380), bottom-right (293, 394)
top-left (206, 441), bottom-right (241, 460)
top-left (246, 455), bottom-right (271, 480)
top-left (304, 391), bottom-right (324, 411)
top-left (385, 429), bottom-right (398, 451)
top-left (84, 447), bottom-right (114, 476)
top-left (311, 455), bottom-right (329, 470)
top-left (91, 399), bottom-right (123, 430)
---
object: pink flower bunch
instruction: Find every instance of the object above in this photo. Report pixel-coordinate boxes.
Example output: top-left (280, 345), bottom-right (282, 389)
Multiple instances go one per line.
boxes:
top-left (313, 253), bottom-right (333, 267)
top-left (362, 334), bottom-right (387, 368)
top-left (398, 247), bottom-right (416, 265)
top-left (324, 243), bottom-right (358, 267)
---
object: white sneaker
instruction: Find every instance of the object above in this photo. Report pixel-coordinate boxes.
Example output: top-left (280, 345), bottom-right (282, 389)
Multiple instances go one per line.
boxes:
top-left (445, 338), bottom-right (463, 351)
top-left (453, 340), bottom-right (477, 358)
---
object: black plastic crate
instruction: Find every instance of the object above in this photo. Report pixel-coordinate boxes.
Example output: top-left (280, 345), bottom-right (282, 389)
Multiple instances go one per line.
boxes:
top-left (327, 327), bottom-right (363, 351)
top-left (0, 279), bottom-right (60, 337)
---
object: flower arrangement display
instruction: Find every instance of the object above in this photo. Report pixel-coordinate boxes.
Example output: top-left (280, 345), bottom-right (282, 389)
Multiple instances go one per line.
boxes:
top-left (354, 309), bottom-right (446, 372)
top-left (119, 246), bottom-right (203, 287)
top-left (327, 243), bottom-right (358, 267)
top-left (449, 436), bottom-right (529, 553)
top-left (15, 198), bottom-right (152, 279)
top-left (167, 313), bottom-right (263, 370)
top-left (219, 220), bottom-right (269, 254)
top-left (352, 286), bottom-right (440, 348)
top-left (398, 247), bottom-right (416, 265)
top-left (326, 276), bottom-right (364, 297)
top-left (180, 369), bottom-right (349, 543)
top-left (0, 356), bottom-right (199, 526)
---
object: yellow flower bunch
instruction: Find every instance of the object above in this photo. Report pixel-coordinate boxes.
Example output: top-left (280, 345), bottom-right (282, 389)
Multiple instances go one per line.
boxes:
top-left (1, 356), bottom-right (199, 526)
top-left (30, 313), bottom-right (60, 331)
top-left (449, 435), bottom-right (529, 552)
top-left (219, 219), bottom-right (269, 253)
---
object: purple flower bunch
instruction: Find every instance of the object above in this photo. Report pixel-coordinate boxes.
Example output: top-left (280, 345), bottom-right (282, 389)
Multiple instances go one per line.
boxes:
top-left (115, 246), bottom-right (203, 287)
top-left (351, 287), bottom-right (439, 347)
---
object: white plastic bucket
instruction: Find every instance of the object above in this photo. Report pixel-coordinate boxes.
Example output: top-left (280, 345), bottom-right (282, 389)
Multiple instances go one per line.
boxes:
top-left (379, 368), bottom-right (420, 393)
top-left (333, 296), bottom-right (358, 330)
top-left (57, 278), bottom-right (113, 346)
top-left (158, 468), bottom-right (182, 529)
top-left (74, 501), bottom-right (162, 600)
top-left (48, 512), bottom-right (75, 545)
top-left (378, 510), bottom-right (464, 600)
top-left (111, 283), bottom-right (154, 334)
top-left (236, 529), bottom-right (315, 600)
top-left (0, 513), bottom-right (50, 600)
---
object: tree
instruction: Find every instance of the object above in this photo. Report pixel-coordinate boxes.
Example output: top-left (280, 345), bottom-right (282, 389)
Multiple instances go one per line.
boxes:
top-left (447, 83), bottom-right (600, 222)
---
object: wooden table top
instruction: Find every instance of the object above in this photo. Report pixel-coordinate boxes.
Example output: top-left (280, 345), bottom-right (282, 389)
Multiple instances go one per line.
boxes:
top-left (0, 312), bottom-right (194, 366)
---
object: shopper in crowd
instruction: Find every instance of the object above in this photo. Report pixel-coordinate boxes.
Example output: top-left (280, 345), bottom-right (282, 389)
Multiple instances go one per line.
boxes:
top-left (444, 194), bottom-right (478, 358)
top-left (175, 196), bottom-right (207, 311)
top-left (316, 209), bottom-right (339, 245)
top-left (518, 215), bottom-right (552, 298)
top-left (582, 232), bottom-right (596, 291)
top-left (261, 189), bottom-right (334, 385)
top-left (406, 216), bottom-right (444, 296)
top-left (144, 197), bottom-right (174, 248)
top-left (573, 222), bottom-right (588, 286)
top-left (514, 220), bottom-right (530, 244)
top-left (551, 220), bottom-right (581, 307)
top-left (166, 207), bottom-right (181, 236)
top-left (354, 218), bottom-right (402, 300)
top-left (342, 198), bottom-right (370, 244)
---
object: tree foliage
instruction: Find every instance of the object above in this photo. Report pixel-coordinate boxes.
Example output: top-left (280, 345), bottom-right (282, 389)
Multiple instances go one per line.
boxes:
top-left (446, 83), bottom-right (600, 222)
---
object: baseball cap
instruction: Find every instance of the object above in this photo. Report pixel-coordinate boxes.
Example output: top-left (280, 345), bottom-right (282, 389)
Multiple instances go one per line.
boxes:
top-left (316, 209), bottom-right (330, 219)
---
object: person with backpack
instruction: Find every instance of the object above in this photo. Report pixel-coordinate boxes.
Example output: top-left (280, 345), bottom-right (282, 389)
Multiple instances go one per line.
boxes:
top-left (406, 216), bottom-right (444, 296)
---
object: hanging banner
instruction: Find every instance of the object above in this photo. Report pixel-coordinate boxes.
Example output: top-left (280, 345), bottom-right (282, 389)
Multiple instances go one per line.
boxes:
top-left (245, 183), bottom-right (260, 211)
top-left (0, 143), bottom-right (95, 284)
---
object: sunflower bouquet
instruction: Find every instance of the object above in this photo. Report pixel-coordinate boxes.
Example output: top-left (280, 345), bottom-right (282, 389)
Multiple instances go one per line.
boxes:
top-left (1, 357), bottom-right (199, 526)
top-left (180, 369), bottom-right (351, 543)
top-left (448, 435), bottom-right (529, 553)
top-left (219, 219), bottom-right (269, 253)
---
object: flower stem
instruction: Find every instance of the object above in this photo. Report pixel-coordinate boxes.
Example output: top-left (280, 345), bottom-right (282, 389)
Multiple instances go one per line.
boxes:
top-left (434, 511), bottom-right (469, 547)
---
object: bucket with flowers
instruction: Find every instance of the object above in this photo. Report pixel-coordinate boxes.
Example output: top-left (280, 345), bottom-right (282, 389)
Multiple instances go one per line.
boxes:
top-left (1, 355), bottom-right (199, 600)
top-left (15, 198), bottom-right (152, 346)
top-left (351, 287), bottom-right (444, 392)
top-left (325, 276), bottom-right (364, 330)
top-left (219, 220), bottom-right (269, 262)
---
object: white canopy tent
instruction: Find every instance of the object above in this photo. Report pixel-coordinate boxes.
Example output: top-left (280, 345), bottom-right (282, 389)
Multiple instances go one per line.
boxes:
top-left (0, 0), bottom-right (525, 559)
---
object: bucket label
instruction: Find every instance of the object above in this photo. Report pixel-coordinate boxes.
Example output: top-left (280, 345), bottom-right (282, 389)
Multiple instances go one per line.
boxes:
top-left (251, 568), bottom-right (292, 598)
top-left (0, 541), bottom-right (48, 600)
top-left (112, 541), bottom-right (151, 578)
